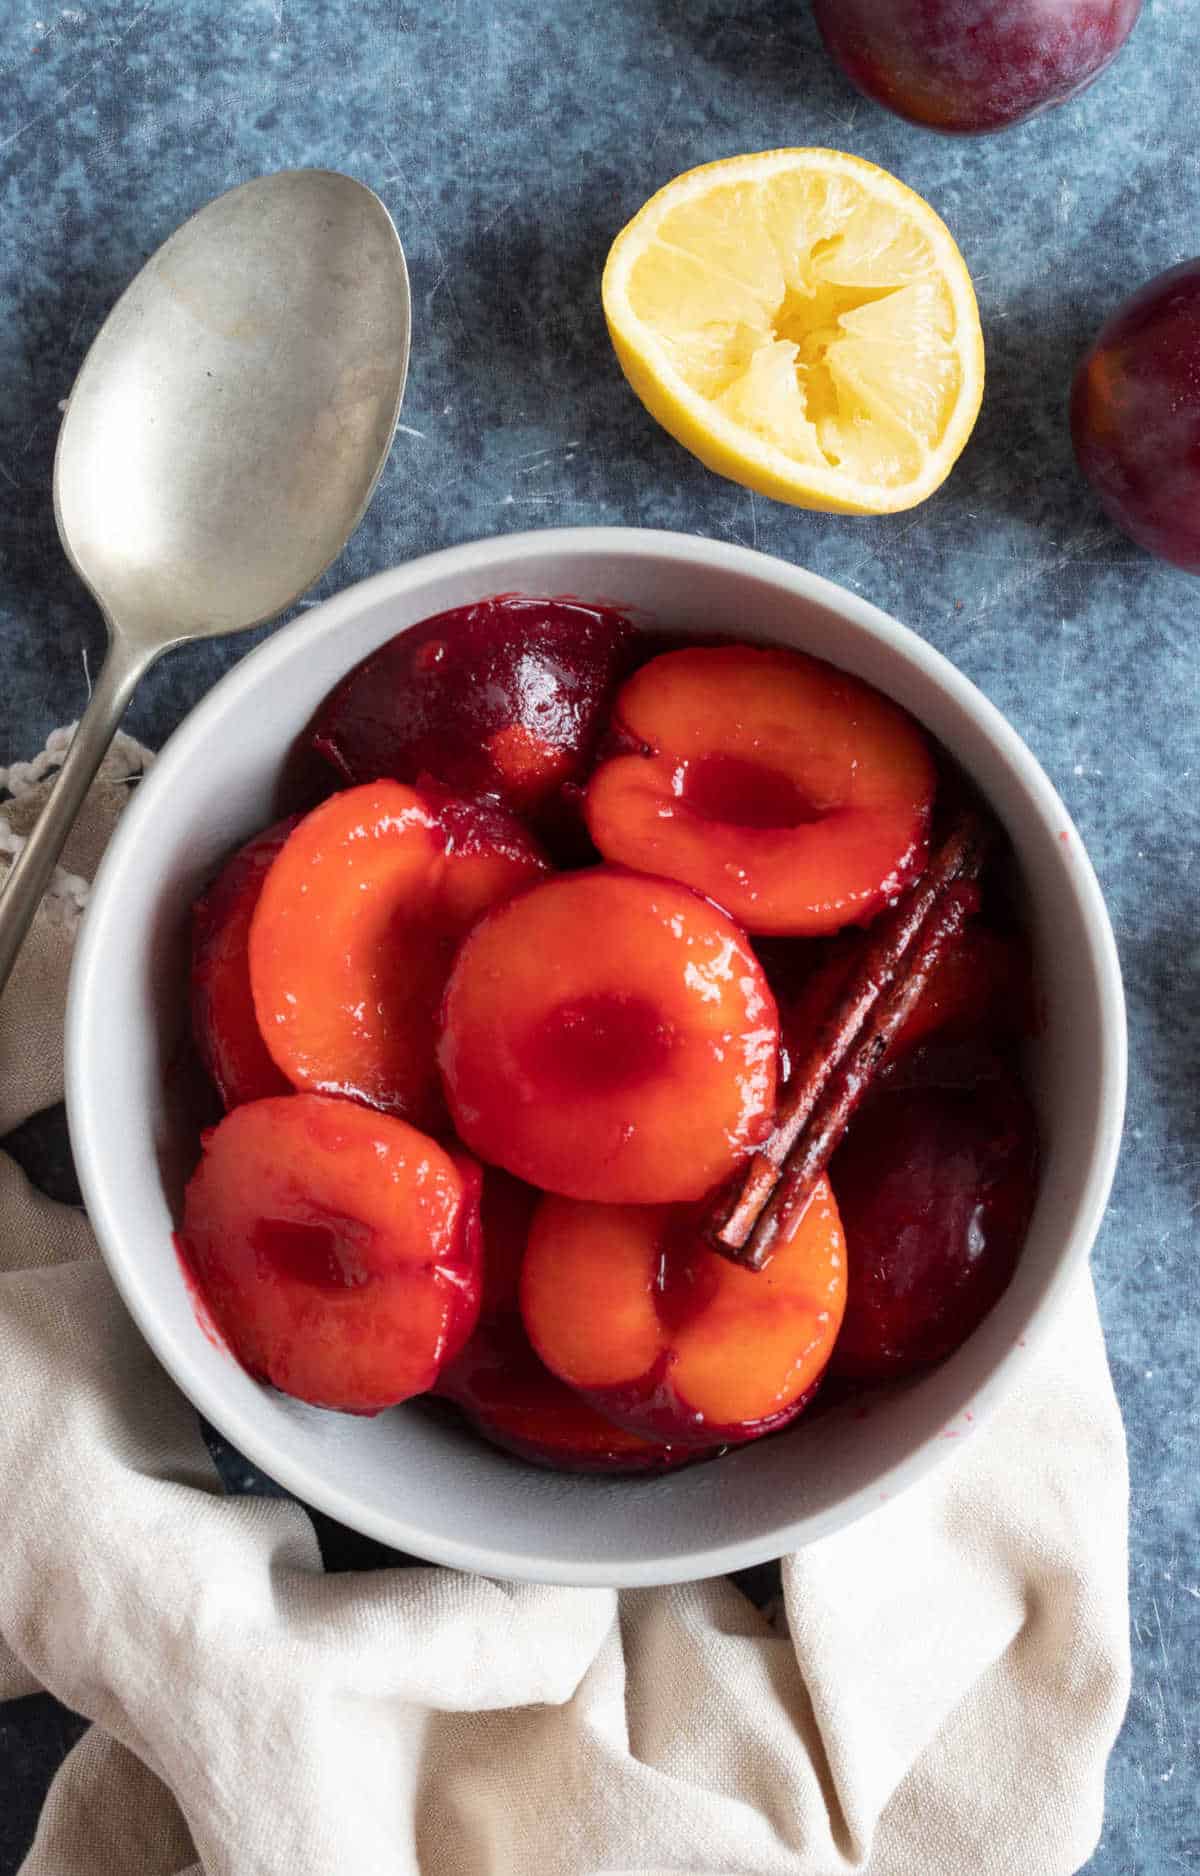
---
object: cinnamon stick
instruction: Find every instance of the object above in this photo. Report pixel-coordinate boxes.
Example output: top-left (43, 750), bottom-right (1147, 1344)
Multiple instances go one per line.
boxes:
top-left (705, 807), bottom-right (989, 1269)
top-left (740, 881), bottom-right (978, 1270)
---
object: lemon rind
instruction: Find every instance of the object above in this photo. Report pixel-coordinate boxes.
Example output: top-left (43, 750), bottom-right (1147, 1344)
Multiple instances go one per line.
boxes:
top-left (602, 148), bottom-right (985, 518)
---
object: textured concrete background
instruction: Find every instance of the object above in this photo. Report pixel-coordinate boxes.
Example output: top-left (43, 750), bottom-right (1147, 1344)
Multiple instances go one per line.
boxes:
top-left (1, 0), bottom-right (1196, 1869)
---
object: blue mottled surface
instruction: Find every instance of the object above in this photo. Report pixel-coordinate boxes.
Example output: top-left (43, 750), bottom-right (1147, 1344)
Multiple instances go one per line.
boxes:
top-left (1, 1), bottom-right (1196, 1870)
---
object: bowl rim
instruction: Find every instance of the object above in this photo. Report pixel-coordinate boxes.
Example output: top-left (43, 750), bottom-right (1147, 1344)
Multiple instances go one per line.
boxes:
top-left (65, 525), bottom-right (1127, 1584)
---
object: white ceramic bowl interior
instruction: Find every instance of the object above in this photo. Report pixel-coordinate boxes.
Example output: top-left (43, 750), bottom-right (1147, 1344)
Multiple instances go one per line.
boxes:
top-left (66, 528), bottom-right (1126, 1586)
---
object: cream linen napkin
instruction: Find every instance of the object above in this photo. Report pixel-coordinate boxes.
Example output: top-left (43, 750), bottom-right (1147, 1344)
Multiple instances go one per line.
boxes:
top-left (0, 733), bottom-right (1131, 1876)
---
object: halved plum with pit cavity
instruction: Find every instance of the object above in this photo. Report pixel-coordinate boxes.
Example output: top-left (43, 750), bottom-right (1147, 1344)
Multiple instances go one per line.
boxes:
top-left (190, 819), bottom-right (299, 1109)
top-left (437, 1173), bottom-right (705, 1474)
top-left (520, 1178), bottom-right (844, 1446)
top-left (437, 867), bottom-right (779, 1204)
top-left (830, 1071), bottom-right (1039, 1382)
top-left (310, 595), bottom-right (634, 819)
top-left (249, 781), bottom-right (548, 1129)
top-left (585, 645), bottom-right (935, 935)
top-left (179, 1094), bottom-right (483, 1414)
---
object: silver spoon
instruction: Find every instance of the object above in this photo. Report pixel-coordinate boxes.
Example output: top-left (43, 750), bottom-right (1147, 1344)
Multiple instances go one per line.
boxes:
top-left (0, 168), bottom-right (410, 992)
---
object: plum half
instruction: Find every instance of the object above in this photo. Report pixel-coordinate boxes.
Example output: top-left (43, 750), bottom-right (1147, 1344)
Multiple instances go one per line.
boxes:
top-left (586, 645), bottom-right (934, 935)
top-left (309, 595), bottom-right (633, 822)
top-left (179, 1095), bottom-right (483, 1414)
top-left (436, 1169), bottom-right (708, 1474)
top-left (830, 1066), bottom-right (1039, 1381)
top-left (190, 818), bottom-right (299, 1109)
top-left (438, 867), bottom-right (779, 1204)
top-left (249, 780), bottom-right (547, 1128)
top-left (519, 1181), bottom-right (844, 1447)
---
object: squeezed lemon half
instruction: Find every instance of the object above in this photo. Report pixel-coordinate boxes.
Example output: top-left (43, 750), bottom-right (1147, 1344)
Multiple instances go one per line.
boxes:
top-left (602, 149), bottom-right (985, 515)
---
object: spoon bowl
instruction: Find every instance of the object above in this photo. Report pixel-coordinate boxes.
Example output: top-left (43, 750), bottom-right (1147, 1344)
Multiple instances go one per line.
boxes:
top-left (55, 170), bottom-right (410, 643)
top-left (0, 169), bottom-right (409, 989)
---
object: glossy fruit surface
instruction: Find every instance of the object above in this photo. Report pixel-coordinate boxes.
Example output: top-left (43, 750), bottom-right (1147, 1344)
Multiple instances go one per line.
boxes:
top-left (603, 148), bottom-right (984, 513)
top-left (520, 1179), bottom-right (843, 1445)
top-left (310, 595), bottom-right (633, 819)
top-left (179, 1095), bottom-right (482, 1414)
top-left (829, 1068), bottom-right (1039, 1381)
top-left (1071, 258), bottom-right (1200, 572)
top-left (190, 819), bottom-right (298, 1109)
top-left (437, 1183), bottom-right (704, 1474)
top-left (783, 895), bottom-right (1031, 1073)
top-left (250, 781), bottom-right (547, 1128)
top-left (811, 0), bottom-right (1142, 134)
top-left (438, 1311), bottom-right (706, 1474)
top-left (438, 867), bottom-right (779, 1203)
top-left (586, 645), bottom-right (935, 935)
top-left (476, 1167), bottom-right (540, 1320)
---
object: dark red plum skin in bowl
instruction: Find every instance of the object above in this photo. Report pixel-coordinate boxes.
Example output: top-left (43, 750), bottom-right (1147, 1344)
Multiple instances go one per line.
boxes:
top-left (64, 529), bottom-right (1127, 1580)
top-left (175, 596), bottom-right (1044, 1478)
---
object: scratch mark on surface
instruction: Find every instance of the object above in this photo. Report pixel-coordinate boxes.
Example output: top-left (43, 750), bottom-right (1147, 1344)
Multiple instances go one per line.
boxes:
top-left (1, 0), bottom-right (154, 154)
top-left (824, 97), bottom-right (861, 140)
top-left (0, 460), bottom-right (19, 489)
top-left (64, 303), bottom-right (90, 353)
top-left (518, 445), bottom-right (583, 475)
top-left (642, 77), bottom-right (688, 176)
top-left (378, 137), bottom-right (466, 334)
top-left (508, 441), bottom-right (583, 464)
top-left (478, 194), bottom-right (520, 238)
top-left (1151, 1595), bottom-right (1171, 1676)
top-left (0, 79), bottom-right (86, 153)
top-left (508, 495), bottom-right (595, 507)
top-left (396, 423), bottom-right (426, 439)
top-left (951, 527), bottom-right (1113, 632)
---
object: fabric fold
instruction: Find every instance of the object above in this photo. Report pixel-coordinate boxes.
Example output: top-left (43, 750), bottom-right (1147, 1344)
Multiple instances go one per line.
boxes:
top-left (0, 734), bottom-right (1130, 1876)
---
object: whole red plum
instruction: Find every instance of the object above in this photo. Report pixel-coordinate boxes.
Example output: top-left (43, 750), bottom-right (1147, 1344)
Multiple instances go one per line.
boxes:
top-left (810, 0), bottom-right (1143, 135)
top-left (1070, 259), bottom-right (1200, 574)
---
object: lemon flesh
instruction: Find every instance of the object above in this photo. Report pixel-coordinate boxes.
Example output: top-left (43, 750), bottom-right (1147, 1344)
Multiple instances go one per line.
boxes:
top-left (603, 150), bottom-right (985, 515)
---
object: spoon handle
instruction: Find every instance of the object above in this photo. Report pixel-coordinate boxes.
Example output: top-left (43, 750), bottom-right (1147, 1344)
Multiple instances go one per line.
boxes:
top-left (0, 637), bottom-right (152, 994)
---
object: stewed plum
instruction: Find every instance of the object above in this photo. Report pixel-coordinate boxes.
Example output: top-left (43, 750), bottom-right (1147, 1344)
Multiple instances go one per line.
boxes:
top-left (190, 818), bottom-right (298, 1110)
top-left (436, 1170), bottom-right (706, 1473)
top-left (520, 1182), bottom-right (843, 1448)
top-left (811, 0), bottom-right (1143, 135)
top-left (310, 595), bottom-right (632, 824)
top-left (830, 1065), bottom-right (1039, 1381)
top-left (178, 593), bottom-right (1043, 1467)
top-left (437, 868), bottom-right (779, 1204)
top-left (585, 644), bottom-right (934, 936)
top-left (248, 780), bottom-right (547, 1129)
top-left (179, 1095), bottom-right (483, 1414)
